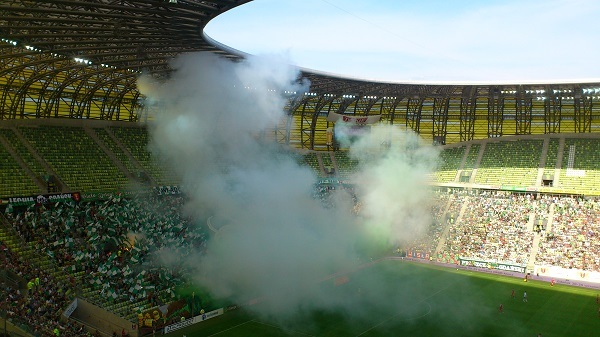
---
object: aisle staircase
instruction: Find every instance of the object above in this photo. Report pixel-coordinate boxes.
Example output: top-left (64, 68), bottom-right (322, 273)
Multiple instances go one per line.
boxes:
top-left (84, 127), bottom-right (134, 180)
top-left (536, 138), bottom-right (550, 187)
top-left (0, 133), bottom-right (46, 194)
top-left (525, 202), bottom-right (555, 273)
top-left (435, 196), bottom-right (469, 255)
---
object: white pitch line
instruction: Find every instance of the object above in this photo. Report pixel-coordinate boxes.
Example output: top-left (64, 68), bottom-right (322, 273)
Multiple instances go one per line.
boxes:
top-left (206, 215), bottom-right (218, 233)
top-left (355, 285), bottom-right (450, 337)
top-left (252, 320), bottom-right (316, 337)
top-left (398, 301), bottom-right (432, 322)
top-left (207, 319), bottom-right (253, 336)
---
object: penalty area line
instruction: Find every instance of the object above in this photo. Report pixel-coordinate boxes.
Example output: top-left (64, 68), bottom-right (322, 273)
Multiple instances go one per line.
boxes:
top-left (355, 284), bottom-right (450, 337)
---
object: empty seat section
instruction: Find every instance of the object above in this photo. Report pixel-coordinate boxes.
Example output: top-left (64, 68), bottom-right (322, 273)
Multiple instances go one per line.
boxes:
top-left (435, 146), bottom-right (465, 183)
top-left (18, 125), bottom-right (128, 192)
top-left (474, 139), bottom-right (543, 186)
top-left (109, 126), bottom-right (179, 185)
top-left (333, 151), bottom-right (359, 179)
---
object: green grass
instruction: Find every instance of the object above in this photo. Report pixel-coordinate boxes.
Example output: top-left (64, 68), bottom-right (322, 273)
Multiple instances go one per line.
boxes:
top-left (166, 260), bottom-right (600, 337)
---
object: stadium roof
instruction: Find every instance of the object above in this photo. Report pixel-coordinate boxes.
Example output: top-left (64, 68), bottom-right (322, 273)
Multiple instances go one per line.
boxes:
top-left (1, 0), bottom-right (600, 146)
top-left (1, 0), bottom-right (247, 72)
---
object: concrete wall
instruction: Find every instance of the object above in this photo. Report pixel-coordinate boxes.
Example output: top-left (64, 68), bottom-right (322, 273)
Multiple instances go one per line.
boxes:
top-left (71, 299), bottom-right (138, 337)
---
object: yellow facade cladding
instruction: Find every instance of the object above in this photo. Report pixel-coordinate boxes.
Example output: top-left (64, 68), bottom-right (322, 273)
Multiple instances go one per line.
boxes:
top-left (274, 93), bottom-right (600, 150)
top-left (0, 47), bottom-right (140, 121)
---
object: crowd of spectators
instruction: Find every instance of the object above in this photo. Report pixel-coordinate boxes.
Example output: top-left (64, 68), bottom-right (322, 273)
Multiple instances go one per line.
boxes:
top-left (313, 182), bottom-right (358, 212)
top-left (535, 196), bottom-right (600, 271)
top-left (432, 189), bottom-right (469, 263)
top-left (4, 193), bottom-right (208, 326)
top-left (434, 191), bottom-right (600, 271)
top-left (440, 190), bottom-right (535, 265)
top-left (403, 189), bottom-right (453, 256)
top-left (1, 241), bottom-right (89, 336)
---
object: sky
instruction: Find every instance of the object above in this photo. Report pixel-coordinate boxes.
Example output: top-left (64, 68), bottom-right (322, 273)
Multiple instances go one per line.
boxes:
top-left (204, 0), bottom-right (600, 84)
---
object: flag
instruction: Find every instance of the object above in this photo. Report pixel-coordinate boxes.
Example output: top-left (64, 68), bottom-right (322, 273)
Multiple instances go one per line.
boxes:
top-left (65, 217), bottom-right (73, 229)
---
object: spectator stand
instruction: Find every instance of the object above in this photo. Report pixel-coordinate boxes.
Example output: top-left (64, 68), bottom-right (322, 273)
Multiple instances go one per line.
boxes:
top-left (3, 192), bottom-right (208, 333)
top-left (1, 214), bottom-right (87, 337)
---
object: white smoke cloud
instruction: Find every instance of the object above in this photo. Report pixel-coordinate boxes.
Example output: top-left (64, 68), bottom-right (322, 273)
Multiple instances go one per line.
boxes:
top-left (343, 123), bottom-right (440, 246)
top-left (137, 52), bottom-right (441, 324)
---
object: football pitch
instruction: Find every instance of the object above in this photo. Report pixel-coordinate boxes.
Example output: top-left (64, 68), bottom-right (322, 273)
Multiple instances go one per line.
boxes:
top-left (165, 260), bottom-right (600, 337)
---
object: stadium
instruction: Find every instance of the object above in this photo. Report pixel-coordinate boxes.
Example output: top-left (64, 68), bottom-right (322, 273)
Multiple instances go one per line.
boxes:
top-left (1, 1), bottom-right (600, 336)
